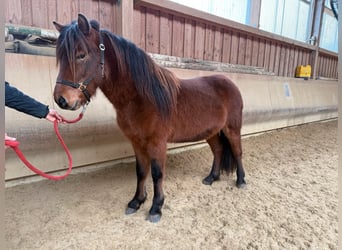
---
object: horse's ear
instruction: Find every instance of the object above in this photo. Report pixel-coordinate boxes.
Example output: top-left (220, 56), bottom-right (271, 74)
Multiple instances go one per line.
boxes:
top-left (78, 13), bottom-right (91, 35)
top-left (53, 21), bottom-right (64, 32)
top-left (90, 20), bottom-right (100, 31)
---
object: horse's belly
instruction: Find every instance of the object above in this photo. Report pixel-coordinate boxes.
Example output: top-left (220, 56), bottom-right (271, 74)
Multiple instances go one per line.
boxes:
top-left (169, 126), bottom-right (220, 143)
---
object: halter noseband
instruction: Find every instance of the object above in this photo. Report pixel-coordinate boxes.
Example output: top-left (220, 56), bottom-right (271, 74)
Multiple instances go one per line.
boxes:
top-left (56, 30), bottom-right (106, 103)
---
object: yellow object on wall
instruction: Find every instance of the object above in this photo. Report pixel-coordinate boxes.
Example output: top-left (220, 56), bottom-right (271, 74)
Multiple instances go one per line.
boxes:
top-left (295, 65), bottom-right (311, 79)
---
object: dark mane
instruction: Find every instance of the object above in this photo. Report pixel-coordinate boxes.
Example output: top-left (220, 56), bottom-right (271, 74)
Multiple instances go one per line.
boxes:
top-left (102, 30), bottom-right (180, 118)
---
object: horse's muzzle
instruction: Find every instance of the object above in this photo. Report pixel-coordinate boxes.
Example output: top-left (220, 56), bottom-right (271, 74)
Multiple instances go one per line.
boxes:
top-left (56, 96), bottom-right (74, 110)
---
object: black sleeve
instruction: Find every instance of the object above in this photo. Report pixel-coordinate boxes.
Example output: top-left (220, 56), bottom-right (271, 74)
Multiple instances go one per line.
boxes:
top-left (5, 81), bottom-right (49, 119)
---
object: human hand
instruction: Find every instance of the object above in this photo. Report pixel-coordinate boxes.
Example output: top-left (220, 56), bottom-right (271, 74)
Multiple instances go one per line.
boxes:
top-left (45, 108), bottom-right (64, 123)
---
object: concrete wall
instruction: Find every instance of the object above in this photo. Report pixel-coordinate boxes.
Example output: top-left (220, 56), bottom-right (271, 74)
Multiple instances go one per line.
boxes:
top-left (5, 53), bottom-right (337, 180)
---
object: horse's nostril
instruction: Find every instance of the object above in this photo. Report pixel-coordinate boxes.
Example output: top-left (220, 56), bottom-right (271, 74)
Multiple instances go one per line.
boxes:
top-left (57, 96), bottom-right (68, 109)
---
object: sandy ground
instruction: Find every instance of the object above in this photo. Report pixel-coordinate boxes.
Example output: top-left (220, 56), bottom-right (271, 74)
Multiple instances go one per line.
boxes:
top-left (5, 120), bottom-right (337, 250)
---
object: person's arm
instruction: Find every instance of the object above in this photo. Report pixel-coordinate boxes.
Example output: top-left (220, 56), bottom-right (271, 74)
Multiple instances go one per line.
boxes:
top-left (5, 81), bottom-right (49, 119)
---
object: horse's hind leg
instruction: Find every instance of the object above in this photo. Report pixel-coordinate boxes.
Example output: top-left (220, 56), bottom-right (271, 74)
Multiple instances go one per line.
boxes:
top-left (202, 135), bottom-right (223, 185)
top-left (223, 127), bottom-right (246, 188)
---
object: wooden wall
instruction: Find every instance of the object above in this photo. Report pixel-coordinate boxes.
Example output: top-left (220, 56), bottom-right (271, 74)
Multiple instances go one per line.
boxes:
top-left (133, 0), bottom-right (337, 79)
top-left (5, 0), bottom-right (338, 79)
top-left (5, 0), bottom-right (119, 32)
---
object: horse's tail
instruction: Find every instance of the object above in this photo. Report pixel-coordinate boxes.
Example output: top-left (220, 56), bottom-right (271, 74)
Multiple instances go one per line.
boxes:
top-left (219, 131), bottom-right (237, 175)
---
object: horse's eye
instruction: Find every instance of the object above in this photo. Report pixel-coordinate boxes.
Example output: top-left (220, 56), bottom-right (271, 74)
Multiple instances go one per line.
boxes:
top-left (76, 53), bottom-right (86, 60)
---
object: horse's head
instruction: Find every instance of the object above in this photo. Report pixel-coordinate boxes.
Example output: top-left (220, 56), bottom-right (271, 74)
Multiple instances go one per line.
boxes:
top-left (53, 14), bottom-right (105, 110)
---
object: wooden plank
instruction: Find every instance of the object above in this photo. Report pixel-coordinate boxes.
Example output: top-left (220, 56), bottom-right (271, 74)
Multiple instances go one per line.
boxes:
top-left (221, 30), bottom-right (232, 63)
top-left (328, 58), bottom-right (333, 78)
top-left (332, 59), bottom-right (338, 78)
top-left (319, 56), bottom-right (324, 77)
top-left (238, 34), bottom-right (246, 65)
top-left (184, 18), bottom-right (195, 58)
top-left (5, 0), bottom-right (22, 24)
top-left (31, 0), bottom-right (48, 27)
top-left (329, 57), bottom-right (334, 78)
top-left (278, 45), bottom-right (286, 76)
top-left (56, 0), bottom-right (72, 23)
top-left (268, 41), bottom-right (276, 73)
top-left (302, 50), bottom-right (308, 66)
top-left (204, 24), bottom-right (214, 61)
top-left (47, 0), bottom-right (57, 29)
top-left (133, 8), bottom-right (142, 47)
top-left (100, 0), bottom-right (116, 32)
top-left (159, 12), bottom-right (172, 55)
top-left (145, 8), bottom-right (160, 53)
top-left (333, 60), bottom-right (338, 78)
top-left (213, 27), bottom-right (223, 62)
top-left (70, 0), bottom-right (78, 22)
top-left (316, 57), bottom-right (321, 77)
top-left (325, 57), bottom-right (330, 78)
top-left (297, 49), bottom-right (303, 66)
top-left (288, 47), bottom-right (295, 77)
top-left (323, 57), bottom-right (328, 77)
top-left (245, 35), bottom-right (253, 66)
top-left (139, 7), bottom-right (147, 50)
top-left (264, 40), bottom-right (271, 72)
top-left (323, 57), bottom-right (327, 77)
top-left (21, 0), bottom-right (33, 25)
top-left (273, 44), bottom-right (281, 75)
top-left (172, 15), bottom-right (185, 57)
top-left (325, 57), bottom-right (330, 77)
top-left (292, 48), bottom-right (299, 74)
top-left (78, 0), bottom-right (99, 20)
top-left (283, 46), bottom-right (290, 77)
top-left (251, 37), bottom-right (259, 67)
top-left (230, 31), bottom-right (239, 64)
top-left (257, 39), bottom-right (265, 68)
top-left (194, 22), bottom-right (205, 59)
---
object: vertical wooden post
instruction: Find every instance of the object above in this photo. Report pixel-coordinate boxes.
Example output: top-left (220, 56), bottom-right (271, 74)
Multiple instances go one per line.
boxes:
top-left (309, 0), bottom-right (325, 79)
top-left (115, 0), bottom-right (134, 41)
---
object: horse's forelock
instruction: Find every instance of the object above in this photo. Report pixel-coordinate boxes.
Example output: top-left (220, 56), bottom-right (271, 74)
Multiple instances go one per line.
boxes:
top-left (56, 22), bottom-right (90, 73)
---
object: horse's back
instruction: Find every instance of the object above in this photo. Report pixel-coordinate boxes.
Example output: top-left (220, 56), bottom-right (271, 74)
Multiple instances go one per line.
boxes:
top-left (179, 74), bottom-right (242, 109)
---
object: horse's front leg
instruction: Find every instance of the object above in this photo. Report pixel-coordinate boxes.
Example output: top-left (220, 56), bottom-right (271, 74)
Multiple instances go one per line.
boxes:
top-left (149, 157), bottom-right (166, 223)
top-left (126, 149), bottom-right (150, 215)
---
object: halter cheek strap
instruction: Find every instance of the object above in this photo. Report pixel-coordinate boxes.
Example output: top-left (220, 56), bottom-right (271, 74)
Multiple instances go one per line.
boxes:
top-left (99, 32), bottom-right (105, 78)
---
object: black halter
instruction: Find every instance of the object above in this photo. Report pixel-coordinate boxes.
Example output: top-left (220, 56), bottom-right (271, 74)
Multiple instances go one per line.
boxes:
top-left (56, 31), bottom-right (105, 103)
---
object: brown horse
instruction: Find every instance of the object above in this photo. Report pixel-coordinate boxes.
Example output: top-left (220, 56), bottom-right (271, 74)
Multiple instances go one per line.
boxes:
top-left (53, 14), bottom-right (246, 223)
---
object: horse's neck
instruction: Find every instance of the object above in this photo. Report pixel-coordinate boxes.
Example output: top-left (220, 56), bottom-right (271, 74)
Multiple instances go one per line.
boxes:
top-left (99, 78), bottom-right (138, 110)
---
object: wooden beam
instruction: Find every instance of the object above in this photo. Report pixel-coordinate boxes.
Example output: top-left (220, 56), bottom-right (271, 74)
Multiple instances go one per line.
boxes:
top-left (116, 0), bottom-right (134, 40)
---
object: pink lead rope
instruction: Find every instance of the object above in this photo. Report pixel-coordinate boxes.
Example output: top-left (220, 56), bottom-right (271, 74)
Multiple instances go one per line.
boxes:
top-left (5, 107), bottom-right (86, 180)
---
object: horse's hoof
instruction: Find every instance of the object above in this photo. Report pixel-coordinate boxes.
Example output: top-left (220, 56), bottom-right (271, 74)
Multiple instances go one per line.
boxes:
top-left (202, 175), bottom-right (218, 185)
top-left (236, 181), bottom-right (247, 189)
top-left (202, 178), bottom-right (213, 185)
top-left (148, 214), bottom-right (161, 223)
top-left (125, 207), bottom-right (138, 215)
